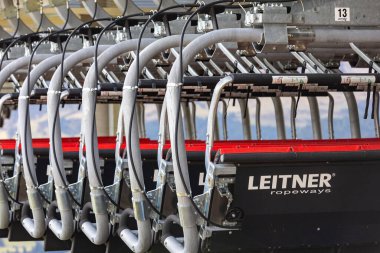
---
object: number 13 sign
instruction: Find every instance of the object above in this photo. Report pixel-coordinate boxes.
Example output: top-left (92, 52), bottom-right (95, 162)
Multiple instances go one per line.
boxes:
top-left (335, 7), bottom-right (350, 22)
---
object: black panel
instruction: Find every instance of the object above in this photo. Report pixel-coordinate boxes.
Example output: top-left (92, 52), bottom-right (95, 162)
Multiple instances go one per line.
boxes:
top-left (106, 234), bottom-right (132, 253)
top-left (234, 161), bottom-right (380, 216)
top-left (71, 232), bottom-right (106, 253)
top-left (205, 153), bottom-right (380, 252)
top-left (8, 221), bottom-right (40, 241)
top-left (44, 228), bottom-right (71, 251)
top-left (0, 228), bottom-right (8, 238)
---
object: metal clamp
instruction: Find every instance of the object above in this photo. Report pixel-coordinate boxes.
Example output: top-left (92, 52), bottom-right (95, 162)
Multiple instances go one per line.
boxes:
top-left (132, 200), bottom-right (148, 222)
top-left (37, 180), bottom-right (54, 204)
top-left (252, 6), bottom-right (291, 53)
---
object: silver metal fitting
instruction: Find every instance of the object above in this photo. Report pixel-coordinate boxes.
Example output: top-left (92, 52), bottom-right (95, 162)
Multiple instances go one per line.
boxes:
top-left (90, 190), bottom-right (107, 215)
top-left (133, 199), bottom-right (148, 221)
top-left (178, 204), bottom-right (196, 228)
top-left (197, 14), bottom-right (214, 33)
top-left (27, 188), bottom-right (42, 210)
top-left (153, 21), bottom-right (167, 37)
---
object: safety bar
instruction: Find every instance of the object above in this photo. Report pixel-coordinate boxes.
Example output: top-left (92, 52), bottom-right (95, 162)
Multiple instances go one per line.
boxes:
top-left (0, 93), bottom-right (13, 229)
top-left (0, 55), bottom-right (41, 229)
top-left (291, 52), bottom-right (323, 139)
top-left (80, 38), bottom-right (155, 246)
top-left (204, 71), bottom-right (380, 162)
top-left (223, 49), bottom-right (287, 140)
top-left (0, 55), bottom-right (49, 231)
top-left (164, 28), bottom-right (264, 253)
top-left (19, 54), bottom-right (66, 238)
top-left (47, 45), bottom-right (110, 241)
top-left (206, 76), bottom-right (234, 168)
top-left (121, 34), bottom-right (198, 253)
top-left (292, 50), bottom-right (360, 139)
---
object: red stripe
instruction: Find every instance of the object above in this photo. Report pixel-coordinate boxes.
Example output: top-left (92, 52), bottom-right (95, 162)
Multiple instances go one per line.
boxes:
top-left (0, 137), bottom-right (379, 154)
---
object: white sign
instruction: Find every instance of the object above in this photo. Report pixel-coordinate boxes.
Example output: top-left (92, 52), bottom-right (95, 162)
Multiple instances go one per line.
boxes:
top-left (341, 75), bottom-right (376, 85)
top-left (335, 7), bottom-right (350, 22)
top-left (272, 76), bottom-right (308, 85)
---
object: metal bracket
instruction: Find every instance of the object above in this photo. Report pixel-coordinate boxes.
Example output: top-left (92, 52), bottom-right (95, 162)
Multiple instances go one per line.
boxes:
top-left (148, 160), bottom-right (174, 220)
top-left (199, 225), bottom-right (213, 240)
top-left (152, 218), bottom-right (164, 232)
top-left (148, 160), bottom-right (175, 219)
top-left (115, 29), bottom-right (128, 43)
top-left (4, 175), bottom-right (18, 200)
top-left (193, 191), bottom-right (210, 225)
top-left (200, 223), bottom-right (238, 240)
top-left (113, 161), bottom-right (125, 183)
top-left (67, 179), bottom-right (84, 207)
top-left (197, 14), bottom-right (214, 33)
top-left (146, 188), bottom-right (160, 206)
top-left (77, 158), bottom-right (87, 179)
top-left (38, 180), bottom-right (54, 204)
top-left (4, 151), bottom-right (23, 210)
top-left (104, 182), bottom-right (120, 214)
top-left (153, 21), bottom-right (167, 38)
top-left (251, 6), bottom-right (291, 53)
top-left (158, 160), bottom-right (172, 185)
top-left (157, 160), bottom-right (175, 191)
top-left (198, 162), bottom-right (237, 227)
top-left (215, 179), bottom-right (234, 212)
top-left (236, 42), bottom-right (257, 57)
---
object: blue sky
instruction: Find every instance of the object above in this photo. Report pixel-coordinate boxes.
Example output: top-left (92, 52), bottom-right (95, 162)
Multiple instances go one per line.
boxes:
top-left (0, 92), bottom-right (377, 141)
